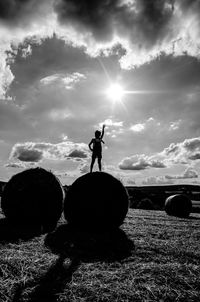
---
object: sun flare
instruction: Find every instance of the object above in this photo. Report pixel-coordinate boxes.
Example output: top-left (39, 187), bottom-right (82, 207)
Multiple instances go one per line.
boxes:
top-left (106, 83), bottom-right (124, 102)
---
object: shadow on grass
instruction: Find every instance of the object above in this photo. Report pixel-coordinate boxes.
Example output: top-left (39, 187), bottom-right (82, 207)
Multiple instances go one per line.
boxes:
top-left (12, 256), bottom-right (80, 302)
top-left (188, 215), bottom-right (200, 220)
top-left (44, 223), bottom-right (135, 263)
top-left (12, 224), bottom-right (134, 301)
top-left (0, 218), bottom-right (43, 243)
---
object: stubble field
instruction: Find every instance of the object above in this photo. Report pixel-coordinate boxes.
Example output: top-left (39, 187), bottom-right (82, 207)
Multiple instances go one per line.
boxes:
top-left (0, 205), bottom-right (200, 302)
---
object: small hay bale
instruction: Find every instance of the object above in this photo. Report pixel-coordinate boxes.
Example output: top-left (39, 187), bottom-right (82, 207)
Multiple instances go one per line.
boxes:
top-left (165, 194), bottom-right (192, 218)
top-left (64, 172), bottom-right (129, 229)
top-left (137, 197), bottom-right (155, 210)
top-left (1, 168), bottom-right (64, 232)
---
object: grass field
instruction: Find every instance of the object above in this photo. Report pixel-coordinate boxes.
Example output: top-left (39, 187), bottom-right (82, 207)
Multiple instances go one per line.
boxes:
top-left (1, 206), bottom-right (200, 301)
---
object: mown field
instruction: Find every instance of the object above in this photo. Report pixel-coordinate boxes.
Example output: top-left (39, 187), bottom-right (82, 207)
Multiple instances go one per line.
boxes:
top-left (0, 205), bottom-right (200, 302)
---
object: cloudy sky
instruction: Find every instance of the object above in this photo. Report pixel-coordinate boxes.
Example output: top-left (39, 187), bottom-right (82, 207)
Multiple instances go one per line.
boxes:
top-left (1, 0), bottom-right (200, 185)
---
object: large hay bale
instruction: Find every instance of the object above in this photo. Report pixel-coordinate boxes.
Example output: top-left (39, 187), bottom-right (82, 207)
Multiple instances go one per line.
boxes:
top-left (1, 168), bottom-right (64, 232)
top-left (64, 172), bottom-right (129, 229)
top-left (165, 194), bottom-right (192, 218)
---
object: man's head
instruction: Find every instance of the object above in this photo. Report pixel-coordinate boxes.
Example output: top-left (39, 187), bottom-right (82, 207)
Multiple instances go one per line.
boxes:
top-left (95, 130), bottom-right (101, 138)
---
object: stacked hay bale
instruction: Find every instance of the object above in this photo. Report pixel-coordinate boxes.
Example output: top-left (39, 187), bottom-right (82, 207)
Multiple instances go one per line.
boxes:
top-left (165, 194), bottom-right (192, 218)
top-left (1, 168), bottom-right (64, 233)
top-left (64, 171), bottom-right (129, 230)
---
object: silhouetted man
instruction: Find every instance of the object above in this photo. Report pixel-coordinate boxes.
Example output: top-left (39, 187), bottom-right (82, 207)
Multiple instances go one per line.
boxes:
top-left (89, 124), bottom-right (105, 172)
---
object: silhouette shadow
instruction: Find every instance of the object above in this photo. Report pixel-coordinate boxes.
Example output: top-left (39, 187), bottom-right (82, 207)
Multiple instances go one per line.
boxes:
top-left (12, 224), bottom-right (134, 301)
top-left (44, 223), bottom-right (135, 263)
top-left (0, 217), bottom-right (43, 243)
top-left (12, 256), bottom-right (80, 302)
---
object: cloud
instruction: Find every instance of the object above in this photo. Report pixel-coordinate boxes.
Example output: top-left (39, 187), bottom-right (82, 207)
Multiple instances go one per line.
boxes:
top-left (1, 0), bottom-right (200, 99)
top-left (40, 72), bottom-right (86, 89)
top-left (126, 178), bottom-right (136, 185)
top-left (142, 176), bottom-right (174, 185)
top-left (0, 0), bottom-right (52, 27)
top-left (119, 137), bottom-right (200, 171)
top-left (99, 118), bottom-right (123, 128)
top-left (163, 137), bottom-right (200, 163)
top-left (53, 0), bottom-right (200, 69)
top-left (1, 0), bottom-right (200, 87)
top-left (10, 141), bottom-right (89, 162)
top-left (54, 0), bottom-right (174, 45)
top-left (130, 123), bottom-right (145, 133)
top-left (5, 162), bottom-right (27, 168)
top-left (68, 149), bottom-right (88, 159)
top-left (165, 167), bottom-right (198, 179)
top-left (79, 162), bottom-right (90, 174)
top-left (98, 118), bottom-right (124, 138)
top-left (0, 56), bottom-right (14, 98)
top-left (119, 154), bottom-right (166, 170)
top-left (9, 144), bottom-right (43, 162)
top-left (169, 119), bottom-right (181, 131)
top-left (130, 118), bottom-right (161, 133)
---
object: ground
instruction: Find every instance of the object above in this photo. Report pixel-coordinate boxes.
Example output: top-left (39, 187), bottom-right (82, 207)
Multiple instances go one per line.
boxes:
top-left (0, 207), bottom-right (200, 301)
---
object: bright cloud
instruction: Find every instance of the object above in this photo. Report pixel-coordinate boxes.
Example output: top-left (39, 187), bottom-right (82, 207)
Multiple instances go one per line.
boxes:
top-left (130, 123), bottom-right (145, 133)
top-left (119, 154), bottom-right (166, 170)
top-left (40, 72), bottom-right (86, 89)
top-left (142, 176), bottom-right (174, 185)
top-left (99, 119), bottom-right (123, 128)
top-left (129, 118), bottom-right (161, 133)
top-left (169, 119), bottom-right (182, 131)
top-left (119, 137), bottom-right (200, 171)
top-left (162, 137), bottom-right (200, 163)
top-left (165, 167), bottom-right (198, 179)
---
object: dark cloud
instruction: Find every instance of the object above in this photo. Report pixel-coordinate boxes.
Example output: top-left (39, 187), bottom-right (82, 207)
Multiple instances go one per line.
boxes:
top-left (11, 145), bottom-right (43, 162)
top-left (7, 35), bottom-right (120, 102)
top-left (0, 0), bottom-right (50, 26)
top-left (179, 0), bottom-right (200, 11)
top-left (54, 0), bottom-right (174, 45)
top-left (189, 153), bottom-right (200, 160)
top-left (9, 141), bottom-right (89, 162)
top-left (68, 149), bottom-right (87, 158)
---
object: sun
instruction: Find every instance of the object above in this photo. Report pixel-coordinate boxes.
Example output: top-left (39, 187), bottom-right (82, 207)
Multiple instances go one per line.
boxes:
top-left (105, 83), bottom-right (124, 103)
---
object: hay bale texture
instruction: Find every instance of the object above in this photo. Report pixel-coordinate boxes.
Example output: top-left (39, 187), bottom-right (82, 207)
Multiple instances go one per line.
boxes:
top-left (64, 172), bottom-right (129, 229)
top-left (1, 168), bottom-right (64, 232)
top-left (165, 194), bottom-right (192, 218)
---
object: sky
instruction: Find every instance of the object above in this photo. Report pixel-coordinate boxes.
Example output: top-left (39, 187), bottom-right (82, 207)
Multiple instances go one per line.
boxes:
top-left (1, 0), bottom-right (200, 186)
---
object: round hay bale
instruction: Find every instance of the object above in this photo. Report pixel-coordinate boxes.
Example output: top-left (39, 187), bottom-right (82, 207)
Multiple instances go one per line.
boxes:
top-left (64, 172), bottom-right (129, 229)
top-left (165, 194), bottom-right (192, 218)
top-left (137, 197), bottom-right (155, 210)
top-left (1, 168), bottom-right (64, 232)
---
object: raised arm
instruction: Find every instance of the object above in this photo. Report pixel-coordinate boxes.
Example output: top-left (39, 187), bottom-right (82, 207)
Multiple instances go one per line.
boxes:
top-left (100, 124), bottom-right (105, 139)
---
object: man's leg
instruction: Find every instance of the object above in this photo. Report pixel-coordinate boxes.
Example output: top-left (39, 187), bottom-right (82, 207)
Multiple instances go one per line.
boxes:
top-left (90, 155), bottom-right (95, 172)
top-left (98, 156), bottom-right (102, 171)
